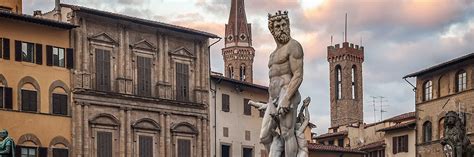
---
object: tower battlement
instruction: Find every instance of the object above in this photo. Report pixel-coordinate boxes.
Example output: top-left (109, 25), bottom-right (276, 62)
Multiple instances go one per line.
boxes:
top-left (327, 42), bottom-right (364, 63)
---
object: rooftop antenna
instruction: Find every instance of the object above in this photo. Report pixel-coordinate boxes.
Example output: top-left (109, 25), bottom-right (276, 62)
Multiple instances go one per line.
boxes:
top-left (331, 35), bottom-right (333, 45)
top-left (360, 36), bottom-right (362, 46)
top-left (379, 96), bottom-right (388, 121)
top-left (345, 13), bottom-right (348, 42)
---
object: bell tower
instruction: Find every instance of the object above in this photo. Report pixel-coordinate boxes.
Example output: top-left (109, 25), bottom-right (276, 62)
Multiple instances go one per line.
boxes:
top-left (222, 0), bottom-right (255, 83)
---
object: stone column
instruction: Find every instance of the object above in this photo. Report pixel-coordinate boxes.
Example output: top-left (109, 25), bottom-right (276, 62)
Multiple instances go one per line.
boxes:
top-left (83, 104), bottom-right (90, 157)
top-left (119, 109), bottom-right (125, 157)
top-left (160, 113), bottom-right (165, 155)
top-left (165, 113), bottom-right (171, 157)
top-left (75, 102), bottom-right (83, 157)
top-left (164, 36), bottom-right (169, 84)
top-left (126, 108), bottom-right (132, 157)
top-left (196, 117), bottom-right (202, 157)
top-left (202, 118), bottom-right (208, 157)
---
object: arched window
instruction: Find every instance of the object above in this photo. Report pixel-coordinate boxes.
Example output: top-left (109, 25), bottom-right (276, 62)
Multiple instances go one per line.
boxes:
top-left (439, 117), bottom-right (445, 139)
top-left (335, 65), bottom-right (342, 100)
top-left (18, 76), bottom-right (40, 112)
top-left (228, 65), bottom-right (234, 79)
top-left (240, 64), bottom-right (246, 81)
top-left (423, 121), bottom-right (432, 143)
top-left (423, 81), bottom-right (432, 101)
top-left (351, 65), bottom-right (356, 99)
top-left (52, 87), bottom-right (68, 115)
top-left (456, 70), bottom-right (467, 92)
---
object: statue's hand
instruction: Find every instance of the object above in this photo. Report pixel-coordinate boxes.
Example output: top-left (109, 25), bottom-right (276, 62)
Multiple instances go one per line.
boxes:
top-left (277, 106), bottom-right (290, 115)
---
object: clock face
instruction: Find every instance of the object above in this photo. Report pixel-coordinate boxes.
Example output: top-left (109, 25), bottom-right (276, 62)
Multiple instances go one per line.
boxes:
top-left (240, 34), bottom-right (247, 41)
top-left (227, 35), bottom-right (234, 42)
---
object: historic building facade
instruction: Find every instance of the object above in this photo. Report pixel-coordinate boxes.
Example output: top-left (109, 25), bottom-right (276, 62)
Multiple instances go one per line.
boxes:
top-left (404, 53), bottom-right (474, 157)
top-left (327, 42), bottom-right (364, 127)
top-left (41, 3), bottom-right (218, 157)
top-left (0, 1), bottom-right (76, 156)
top-left (222, 0), bottom-right (255, 83)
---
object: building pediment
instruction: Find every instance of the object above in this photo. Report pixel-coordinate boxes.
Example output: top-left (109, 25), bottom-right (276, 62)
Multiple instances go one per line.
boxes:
top-left (88, 32), bottom-right (119, 45)
top-left (132, 118), bottom-right (161, 131)
top-left (131, 39), bottom-right (157, 52)
top-left (169, 47), bottom-right (195, 59)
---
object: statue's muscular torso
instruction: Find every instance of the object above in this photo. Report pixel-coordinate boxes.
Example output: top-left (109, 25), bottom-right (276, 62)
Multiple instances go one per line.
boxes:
top-left (268, 39), bottom-right (303, 105)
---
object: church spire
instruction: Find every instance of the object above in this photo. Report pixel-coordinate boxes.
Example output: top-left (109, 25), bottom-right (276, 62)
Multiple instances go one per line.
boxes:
top-left (222, 0), bottom-right (255, 83)
top-left (225, 0), bottom-right (252, 47)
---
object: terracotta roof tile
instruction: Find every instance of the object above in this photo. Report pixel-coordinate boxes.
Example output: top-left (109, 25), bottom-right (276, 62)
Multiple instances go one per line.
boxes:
top-left (384, 112), bottom-right (415, 122)
top-left (308, 143), bottom-right (365, 154)
top-left (404, 53), bottom-right (474, 78)
top-left (314, 131), bottom-right (348, 139)
top-left (377, 120), bottom-right (416, 132)
top-left (357, 141), bottom-right (385, 151)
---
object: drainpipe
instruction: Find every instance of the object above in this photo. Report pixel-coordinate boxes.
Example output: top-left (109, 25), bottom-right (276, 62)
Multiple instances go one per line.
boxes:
top-left (208, 37), bottom-right (221, 157)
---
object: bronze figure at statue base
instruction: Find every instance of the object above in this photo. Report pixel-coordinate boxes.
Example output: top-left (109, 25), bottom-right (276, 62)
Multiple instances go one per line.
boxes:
top-left (441, 111), bottom-right (473, 157)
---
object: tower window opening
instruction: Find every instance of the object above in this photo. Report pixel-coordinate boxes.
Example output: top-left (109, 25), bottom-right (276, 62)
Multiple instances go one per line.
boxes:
top-left (336, 65), bottom-right (342, 100)
top-left (228, 65), bottom-right (234, 79)
top-left (240, 64), bottom-right (246, 81)
top-left (351, 66), bottom-right (356, 99)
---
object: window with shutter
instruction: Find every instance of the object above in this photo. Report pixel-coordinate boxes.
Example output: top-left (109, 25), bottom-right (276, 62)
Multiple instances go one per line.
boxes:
top-left (35, 44), bottom-right (42, 65)
top-left (0, 87), bottom-right (3, 108)
top-left (4, 87), bottom-right (12, 109)
top-left (20, 146), bottom-right (37, 157)
top-left (21, 90), bottom-right (37, 112)
top-left (245, 130), bottom-right (251, 141)
top-left (66, 48), bottom-right (74, 69)
top-left (3, 38), bottom-right (10, 60)
top-left (97, 131), bottom-right (113, 157)
top-left (38, 147), bottom-right (48, 157)
top-left (52, 148), bottom-right (69, 157)
top-left (244, 98), bottom-right (251, 115)
top-left (139, 135), bottom-right (153, 157)
top-left (137, 56), bottom-right (152, 97)
top-left (0, 38), bottom-right (3, 58)
top-left (223, 127), bottom-right (229, 137)
top-left (243, 147), bottom-right (253, 157)
top-left (176, 63), bottom-right (189, 101)
top-left (222, 94), bottom-right (230, 112)
top-left (51, 47), bottom-right (65, 67)
top-left (392, 136), bottom-right (397, 154)
top-left (177, 139), bottom-right (191, 157)
top-left (96, 49), bottom-right (111, 92)
top-left (52, 93), bottom-right (68, 115)
top-left (18, 42), bottom-right (35, 63)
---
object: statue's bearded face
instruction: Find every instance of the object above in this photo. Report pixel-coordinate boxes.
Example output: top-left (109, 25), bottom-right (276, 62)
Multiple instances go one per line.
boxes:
top-left (272, 19), bottom-right (291, 44)
top-left (0, 131), bottom-right (7, 139)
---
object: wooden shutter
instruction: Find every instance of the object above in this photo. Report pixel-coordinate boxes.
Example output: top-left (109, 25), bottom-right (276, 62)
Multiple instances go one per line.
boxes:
top-left (14, 40), bottom-right (21, 61)
top-left (97, 131), bottom-right (113, 157)
top-left (21, 90), bottom-right (37, 112)
top-left (403, 135), bottom-right (409, 152)
top-left (103, 50), bottom-right (111, 91)
top-left (96, 49), bottom-right (111, 92)
top-left (66, 48), bottom-right (74, 69)
top-left (0, 87), bottom-right (3, 108)
top-left (392, 137), bottom-right (397, 154)
top-left (176, 63), bottom-right (189, 101)
top-left (4, 87), bottom-right (12, 109)
top-left (244, 98), bottom-right (251, 115)
top-left (137, 57), bottom-right (152, 97)
top-left (139, 136), bottom-right (153, 157)
top-left (222, 94), bottom-right (229, 112)
top-left (46, 45), bottom-right (53, 66)
top-left (35, 44), bottom-right (42, 65)
top-left (39, 147), bottom-right (48, 157)
top-left (52, 94), bottom-right (68, 115)
top-left (2, 38), bottom-right (10, 60)
top-left (52, 148), bottom-right (69, 157)
top-left (177, 139), bottom-right (191, 157)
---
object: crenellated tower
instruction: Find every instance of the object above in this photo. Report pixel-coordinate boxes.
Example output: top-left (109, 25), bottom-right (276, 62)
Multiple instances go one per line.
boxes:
top-left (222, 0), bottom-right (255, 83)
top-left (327, 42), bottom-right (364, 127)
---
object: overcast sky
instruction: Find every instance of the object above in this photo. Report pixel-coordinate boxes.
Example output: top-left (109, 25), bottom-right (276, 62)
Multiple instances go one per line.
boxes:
top-left (24, 0), bottom-right (474, 134)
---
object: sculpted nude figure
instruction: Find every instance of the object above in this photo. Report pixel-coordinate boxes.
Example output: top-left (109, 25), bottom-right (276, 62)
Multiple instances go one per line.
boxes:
top-left (249, 10), bottom-right (304, 157)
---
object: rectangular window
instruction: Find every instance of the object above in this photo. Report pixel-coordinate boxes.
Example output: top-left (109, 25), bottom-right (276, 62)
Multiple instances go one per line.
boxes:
top-left (222, 94), bottom-right (230, 112)
top-left (20, 147), bottom-right (37, 157)
top-left (0, 87), bottom-right (3, 108)
top-left (393, 135), bottom-right (409, 154)
top-left (338, 138), bottom-right (344, 147)
top-left (259, 102), bottom-right (266, 118)
top-left (95, 49), bottom-right (111, 92)
top-left (243, 147), bottom-right (253, 157)
top-left (221, 145), bottom-right (231, 157)
top-left (176, 63), bottom-right (189, 101)
top-left (21, 90), bottom-right (37, 112)
top-left (223, 127), bottom-right (229, 137)
top-left (52, 47), bottom-right (65, 67)
top-left (97, 131), bottom-right (113, 157)
top-left (139, 135), bottom-right (153, 157)
top-left (52, 93), bottom-right (68, 115)
top-left (137, 56), bottom-right (152, 97)
top-left (0, 38), bottom-right (3, 58)
top-left (245, 130), bottom-right (251, 141)
top-left (52, 148), bottom-right (69, 157)
top-left (328, 140), bottom-right (334, 145)
top-left (243, 98), bottom-right (251, 115)
top-left (177, 139), bottom-right (191, 157)
top-left (21, 42), bottom-right (35, 63)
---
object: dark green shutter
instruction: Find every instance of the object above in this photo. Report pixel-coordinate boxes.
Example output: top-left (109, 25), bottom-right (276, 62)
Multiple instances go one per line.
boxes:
top-left (4, 87), bottom-right (12, 109)
top-left (53, 148), bottom-right (69, 157)
top-left (46, 45), bottom-right (53, 66)
top-left (38, 147), bottom-right (48, 157)
top-left (14, 40), bottom-right (21, 61)
top-left (3, 38), bottom-right (10, 60)
top-left (35, 44), bottom-right (43, 65)
top-left (222, 94), bottom-right (229, 112)
top-left (66, 48), bottom-right (74, 69)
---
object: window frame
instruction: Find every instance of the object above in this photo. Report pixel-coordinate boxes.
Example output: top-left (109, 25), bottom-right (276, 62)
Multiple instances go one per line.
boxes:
top-left (95, 48), bottom-right (112, 92)
top-left (21, 89), bottom-right (38, 112)
top-left (52, 93), bottom-right (68, 115)
top-left (456, 70), bottom-right (467, 92)
top-left (423, 80), bottom-right (432, 101)
top-left (423, 121), bottom-right (432, 143)
top-left (137, 56), bottom-right (152, 97)
top-left (351, 65), bottom-right (356, 99)
top-left (20, 146), bottom-right (37, 157)
top-left (243, 98), bottom-right (251, 116)
top-left (335, 65), bottom-right (342, 100)
top-left (222, 94), bottom-right (230, 112)
top-left (52, 46), bottom-right (66, 67)
top-left (240, 64), bottom-right (246, 81)
top-left (21, 41), bottom-right (35, 63)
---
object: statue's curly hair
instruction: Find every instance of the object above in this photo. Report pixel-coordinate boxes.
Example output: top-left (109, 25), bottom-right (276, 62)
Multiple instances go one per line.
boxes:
top-left (268, 11), bottom-right (290, 35)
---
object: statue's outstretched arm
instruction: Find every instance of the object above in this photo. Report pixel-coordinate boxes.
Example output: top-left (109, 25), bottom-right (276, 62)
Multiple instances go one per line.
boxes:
top-left (249, 100), bottom-right (268, 110)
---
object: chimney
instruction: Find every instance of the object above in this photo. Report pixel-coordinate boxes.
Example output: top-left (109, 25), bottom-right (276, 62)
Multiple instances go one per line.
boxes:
top-left (33, 10), bottom-right (42, 17)
top-left (55, 0), bottom-right (60, 11)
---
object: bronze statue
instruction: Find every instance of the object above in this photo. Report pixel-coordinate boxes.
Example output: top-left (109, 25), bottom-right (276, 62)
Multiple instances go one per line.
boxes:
top-left (0, 129), bottom-right (15, 157)
top-left (441, 111), bottom-right (473, 157)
